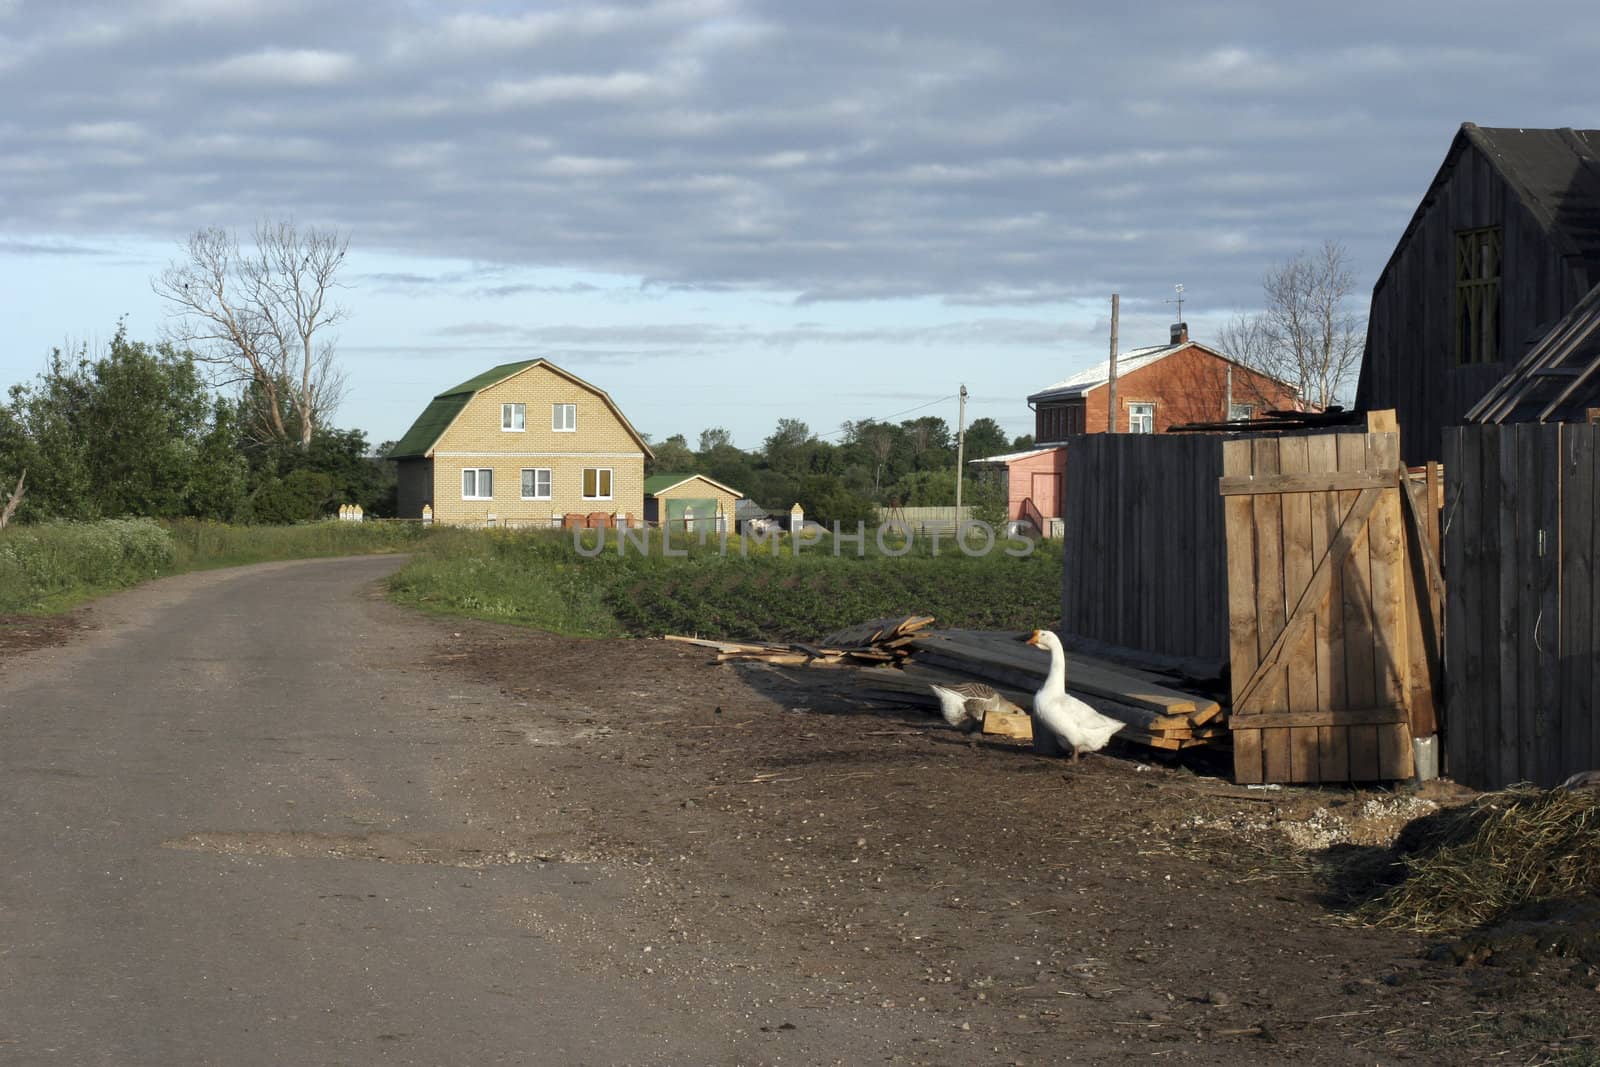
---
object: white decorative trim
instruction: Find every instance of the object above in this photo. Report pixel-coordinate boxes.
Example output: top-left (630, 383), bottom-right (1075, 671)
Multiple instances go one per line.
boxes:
top-left (435, 451), bottom-right (645, 458)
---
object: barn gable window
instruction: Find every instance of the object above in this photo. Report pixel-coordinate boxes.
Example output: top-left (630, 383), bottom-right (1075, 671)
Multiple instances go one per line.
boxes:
top-left (1455, 226), bottom-right (1502, 366)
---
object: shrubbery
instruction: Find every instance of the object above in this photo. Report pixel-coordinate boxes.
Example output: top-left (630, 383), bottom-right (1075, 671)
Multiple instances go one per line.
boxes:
top-left (0, 519), bottom-right (176, 611)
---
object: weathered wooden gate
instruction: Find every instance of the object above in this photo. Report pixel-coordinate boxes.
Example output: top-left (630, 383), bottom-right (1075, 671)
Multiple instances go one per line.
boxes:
top-left (1221, 426), bottom-right (1435, 783)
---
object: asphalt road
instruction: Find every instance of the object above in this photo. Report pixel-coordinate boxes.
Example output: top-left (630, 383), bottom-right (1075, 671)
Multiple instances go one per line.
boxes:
top-left (0, 558), bottom-right (823, 1066)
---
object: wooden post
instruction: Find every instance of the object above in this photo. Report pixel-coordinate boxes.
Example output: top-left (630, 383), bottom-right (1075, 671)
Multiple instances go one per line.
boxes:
top-left (955, 384), bottom-right (967, 511)
top-left (1107, 294), bottom-right (1120, 433)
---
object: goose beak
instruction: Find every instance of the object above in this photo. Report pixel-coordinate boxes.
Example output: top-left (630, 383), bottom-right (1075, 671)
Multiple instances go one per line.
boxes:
top-left (1024, 629), bottom-right (1041, 647)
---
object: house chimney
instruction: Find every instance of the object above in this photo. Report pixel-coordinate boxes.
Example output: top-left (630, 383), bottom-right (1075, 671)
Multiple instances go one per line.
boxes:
top-left (1170, 322), bottom-right (1188, 344)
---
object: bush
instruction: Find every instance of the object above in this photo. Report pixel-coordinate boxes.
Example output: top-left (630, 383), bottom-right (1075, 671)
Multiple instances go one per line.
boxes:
top-left (0, 518), bottom-right (176, 611)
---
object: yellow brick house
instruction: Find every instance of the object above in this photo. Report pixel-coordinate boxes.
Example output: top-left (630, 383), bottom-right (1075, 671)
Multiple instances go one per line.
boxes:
top-left (388, 359), bottom-right (653, 526)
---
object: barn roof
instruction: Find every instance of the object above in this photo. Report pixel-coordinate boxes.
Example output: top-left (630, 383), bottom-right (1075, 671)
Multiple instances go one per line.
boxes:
top-left (1374, 124), bottom-right (1600, 297)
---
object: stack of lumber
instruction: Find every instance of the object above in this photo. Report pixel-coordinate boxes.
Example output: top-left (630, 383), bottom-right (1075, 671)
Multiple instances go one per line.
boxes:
top-left (665, 615), bottom-right (935, 668)
top-left (669, 617), bottom-right (1228, 753)
top-left (903, 630), bottom-right (1226, 750)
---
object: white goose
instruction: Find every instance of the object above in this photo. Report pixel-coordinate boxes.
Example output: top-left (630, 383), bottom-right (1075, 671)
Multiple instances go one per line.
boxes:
top-left (928, 682), bottom-right (1005, 733)
top-left (1025, 629), bottom-right (1125, 760)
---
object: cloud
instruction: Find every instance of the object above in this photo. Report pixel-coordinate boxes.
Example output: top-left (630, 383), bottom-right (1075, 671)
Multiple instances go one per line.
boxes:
top-left (197, 48), bottom-right (356, 86)
top-left (0, 0), bottom-right (1597, 315)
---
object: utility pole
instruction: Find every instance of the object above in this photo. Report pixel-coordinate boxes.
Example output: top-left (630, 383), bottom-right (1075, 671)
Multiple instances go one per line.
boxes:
top-left (954, 384), bottom-right (968, 511)
top-left (1107, 294), bottom-right (1120, 433)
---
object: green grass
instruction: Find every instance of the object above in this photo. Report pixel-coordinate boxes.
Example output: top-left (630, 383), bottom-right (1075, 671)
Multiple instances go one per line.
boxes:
top-left (385, 526), bottom-right (1063, 641)
top-left (0, 518), bottom-right (428, 613)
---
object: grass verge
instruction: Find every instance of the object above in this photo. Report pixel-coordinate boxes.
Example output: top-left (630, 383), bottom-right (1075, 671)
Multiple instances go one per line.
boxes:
top-left (385, 526), bottom-right (1063, 641)
top-left (0, 518), bottom-right (426, 613)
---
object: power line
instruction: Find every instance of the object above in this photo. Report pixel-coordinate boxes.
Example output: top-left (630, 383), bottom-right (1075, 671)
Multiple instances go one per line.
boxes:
top-left (817, 393), bottom-right (959, 439)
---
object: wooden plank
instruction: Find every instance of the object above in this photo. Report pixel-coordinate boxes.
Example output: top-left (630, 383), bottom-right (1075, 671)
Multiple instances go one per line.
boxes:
top-left (1324, 433), bottom-right (1352, 777)
top-left (1251, 438), bottom-right (1292, 783)
top-left (1223, 438), bottom-right (1263, 784)
top-left (1339, 433), bottom-right (1380, 781)
top-left (1559, 426), bottom-right (1593, 780)
top-left (1308, 433), bottom-right (1347, 781)
top-left (1368, 433), bottom-right (1408, 710)
top-left (909, 633), bottom-right (1214, 718)
top-left (1590, 427), bottom-right (1600, 779)
top-left (1233, 486), bottom-right (1385, 714)
top-left (1497, 425), bottom-right (1522, 785)
top-left (1230, 707), bottom-right (1411, 729)
top-left (1218, 469), bottom-right (1396, 495)
top-left (1532, 424), bottom-right (1562, 787)
top-left (1278, 435), bottom-right (1321, 781)
top-left (1441, 434), bottom-right (1475, 785)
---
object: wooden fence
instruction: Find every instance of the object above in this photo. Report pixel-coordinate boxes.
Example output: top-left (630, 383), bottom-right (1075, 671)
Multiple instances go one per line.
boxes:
top-left (1060, 435), bottom-right (1228, 666)
top-left (1442, 423), bottom-right (1600, 789)
top-left (1221, 429), bottom-right (1435, 783)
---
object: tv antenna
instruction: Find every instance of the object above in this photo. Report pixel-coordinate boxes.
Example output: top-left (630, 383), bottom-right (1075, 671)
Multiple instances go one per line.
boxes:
top-left (1166, 283), bottom-right (1185, 321)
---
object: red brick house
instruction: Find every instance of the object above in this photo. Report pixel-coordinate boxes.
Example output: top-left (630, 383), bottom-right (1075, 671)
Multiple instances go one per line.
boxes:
top-left (1028, 324), bottom-right (1303, 441)
top-left (977, 324), bottom-right (1304, 534)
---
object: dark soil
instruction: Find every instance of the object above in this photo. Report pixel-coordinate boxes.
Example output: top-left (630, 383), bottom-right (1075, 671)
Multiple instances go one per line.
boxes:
top-left (0, 612), bottom-right (87, 657)
top-left (11, 607), bottom-right (1599, 1063)
top-left (422, 621), bottom-right (1599, 1065)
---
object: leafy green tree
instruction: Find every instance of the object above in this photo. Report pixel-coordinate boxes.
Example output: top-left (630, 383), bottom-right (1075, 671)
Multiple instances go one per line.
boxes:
top-left (962, 417), bottom-right (1009, 461)
top-left (797, 473), bottom-right (876, 528)
top-left (247, 469), bottom-right (336, 524)
top-left (889, 468), bottom-right (957, 506)
top-left (763, 417), bottom-right (814, 475)
top-left (697, 427), bottom-right (732, 452)
top-left (4, 326), bottom-right (216, 520)
top-left (645, 433), bottom-right (696, 475)
top-left (1011, 433), bottom-right (1036, 450)
top-left (188, 399), bottom-right (249, 521)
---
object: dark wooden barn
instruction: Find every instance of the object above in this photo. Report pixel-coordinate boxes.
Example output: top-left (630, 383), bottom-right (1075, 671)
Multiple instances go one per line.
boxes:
top-left (1355, 123), bottom-right (1600, 465)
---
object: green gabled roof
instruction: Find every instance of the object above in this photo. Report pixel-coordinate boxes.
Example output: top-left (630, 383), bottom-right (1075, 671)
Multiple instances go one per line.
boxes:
top-left (644, 472), bottom-right (744, 497)
top-left (387, 360), bottom-right (540, 459)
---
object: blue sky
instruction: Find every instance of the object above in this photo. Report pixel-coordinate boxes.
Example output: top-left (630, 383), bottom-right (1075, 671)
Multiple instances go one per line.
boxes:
top-left (3, 0), bottom-right (1598, 449)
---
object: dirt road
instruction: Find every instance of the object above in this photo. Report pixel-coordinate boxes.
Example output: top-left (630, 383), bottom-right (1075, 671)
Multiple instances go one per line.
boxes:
top-left (1, 558), bottom-right (1593, 1064)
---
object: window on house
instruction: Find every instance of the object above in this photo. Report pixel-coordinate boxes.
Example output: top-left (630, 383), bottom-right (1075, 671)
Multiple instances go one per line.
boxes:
top-left (553, 403), bottom-right (577, 432)
top-left (462, 468), bottom-right (494, 499)
top-left (521, 468), bottom-right (551, 500)
top-left (582, 467), bottom-right (613, 499)
top-left (1228, 403), bottom-right (1256, 421)
top-left (1128, 403), bottom-right (1155, 434)
top-left (1456, 226), bottom-right (1502, 366)
top-left (501, 403), bottom-right (525, 431)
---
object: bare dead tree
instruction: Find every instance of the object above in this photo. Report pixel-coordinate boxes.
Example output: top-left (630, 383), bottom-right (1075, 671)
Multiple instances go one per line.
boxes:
top-left (1219, 240), bottom-right (1365, 411)
top-left (154, 220), bottom-right (350, 448)
top-left (0, 469), bottom-right (24, 530)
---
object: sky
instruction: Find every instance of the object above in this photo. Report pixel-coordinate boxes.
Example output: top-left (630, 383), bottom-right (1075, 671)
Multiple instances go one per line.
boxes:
top-left (3, 0), bottom-right (1598, 451)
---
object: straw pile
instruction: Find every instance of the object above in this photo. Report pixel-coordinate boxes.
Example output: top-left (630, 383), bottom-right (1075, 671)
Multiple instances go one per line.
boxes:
top-left (1358, 786), bottom-right (1600, 935)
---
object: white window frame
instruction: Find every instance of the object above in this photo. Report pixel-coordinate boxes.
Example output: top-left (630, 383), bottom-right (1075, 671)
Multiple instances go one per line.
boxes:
top-left (552, 403), bottom-right (577, 432)
top-left (501, 403), bottom-right (525, 432)
top-left (461, 467), bottom-right (494, 499)
top-left (521, 467), bottom-right (552, 500)
top-left (1227, 402), bottom-right (1256, 421)
top-left (582, 467), bottom-right (613, 500)
top-left (1128, 402), bottom-right (1155, 434)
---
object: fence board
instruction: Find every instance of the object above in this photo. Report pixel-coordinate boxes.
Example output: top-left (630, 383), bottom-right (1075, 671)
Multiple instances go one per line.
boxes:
top-left (1223, 438), bottom-right (1263, 783)
top-left (1444, 423), bottom-right (1600, 788)
top-left (1060, 435), bottom-right (1228, 664)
